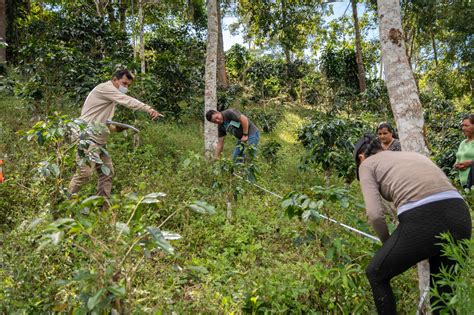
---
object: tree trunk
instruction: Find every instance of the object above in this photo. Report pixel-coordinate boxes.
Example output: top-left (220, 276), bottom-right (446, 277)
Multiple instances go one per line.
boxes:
top-left (351, 0), bottom-right (367, 92)
top-left (431, 31), bottom-right (438, 67)
top-left (377, 0), bottom-right (430, 313)
top-left (216, 3), bottom-right (229, 90)
top-left (0, 0), bottom-right (6, 64)
top-left (119, 0), bottom-right (127, 32)
top-left (107, 0), bottom-right (116, 25)
top-left (204, 0), bottom-right (219, 158)
top-left (139, 0), bottom-right (145, 74)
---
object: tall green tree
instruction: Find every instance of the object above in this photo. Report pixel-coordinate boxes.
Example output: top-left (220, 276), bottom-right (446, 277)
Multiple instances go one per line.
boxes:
top-left (377, 0), bottom-right (430, 311)
top-left (237, 0), bottom-right (324, 69)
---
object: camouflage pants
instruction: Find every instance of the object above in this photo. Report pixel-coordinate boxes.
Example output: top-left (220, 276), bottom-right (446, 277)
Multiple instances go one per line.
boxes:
top-left (68, 142), bottom-right (114, 199)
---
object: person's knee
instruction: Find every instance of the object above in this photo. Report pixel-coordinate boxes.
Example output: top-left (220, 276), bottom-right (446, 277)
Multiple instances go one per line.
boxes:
top-left (366, 262), bottom-right (378, 283)
top-left (78, 166), bottom-right (94, 179)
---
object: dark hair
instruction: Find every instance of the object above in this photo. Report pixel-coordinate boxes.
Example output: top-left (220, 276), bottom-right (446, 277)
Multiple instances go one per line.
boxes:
top-left (205, 110), bottom-right (218, 122)
top-left (112, 69), bottom-right (134, 81)
top-left (353, 134), bottom-right (383, 180)
top-left (377, 122), bottom-right (398, 139)
top-left (462, 114), bottom-right (474, 124)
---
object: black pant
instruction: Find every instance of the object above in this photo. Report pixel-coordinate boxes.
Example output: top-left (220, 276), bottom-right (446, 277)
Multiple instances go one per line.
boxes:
top-left (366, 198), bottom-right (471, 314)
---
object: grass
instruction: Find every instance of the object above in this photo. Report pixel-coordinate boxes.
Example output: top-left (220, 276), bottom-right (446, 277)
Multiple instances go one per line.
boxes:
top-left (0, 94), bottom-right (457, 313)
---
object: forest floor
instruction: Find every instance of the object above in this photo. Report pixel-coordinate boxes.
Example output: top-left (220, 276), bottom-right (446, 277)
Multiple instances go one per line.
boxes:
top-left (0, 95), bottom-right (442, 313)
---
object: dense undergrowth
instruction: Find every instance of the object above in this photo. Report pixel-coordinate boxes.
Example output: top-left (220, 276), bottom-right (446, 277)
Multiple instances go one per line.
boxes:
top-left (0, 95), bottom-right (472, 313)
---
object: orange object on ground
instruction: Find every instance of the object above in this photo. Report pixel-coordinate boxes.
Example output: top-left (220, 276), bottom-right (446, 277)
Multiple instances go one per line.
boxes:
top-left (0, 159), bottom-right (4, 183)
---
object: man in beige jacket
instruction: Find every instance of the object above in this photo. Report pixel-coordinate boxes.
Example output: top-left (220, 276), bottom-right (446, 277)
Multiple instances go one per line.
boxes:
top-left (68, 69), bottom-right (161, 200)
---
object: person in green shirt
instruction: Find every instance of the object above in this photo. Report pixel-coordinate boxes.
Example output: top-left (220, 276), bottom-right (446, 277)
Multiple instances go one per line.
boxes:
top-left (454, 114), bottom-right (474, 189)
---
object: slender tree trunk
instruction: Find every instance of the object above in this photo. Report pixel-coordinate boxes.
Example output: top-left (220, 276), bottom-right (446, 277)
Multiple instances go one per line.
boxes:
top-left (107, 0), bottom-right (116, 25)
top-left (131, 0), bottom-right (137, 59)
top-left (351, 0), bottom-right (366, 92)
top-left (204, 0), bottom-right (219, 158)
top-left (377, 0), bottom-right (430, 313)
top-left (0, 0), bottom-right (6, 64)
top-left (119, 0), bottom-right (127, 31)
top-left (139, 0), bottom-right (145, 74)
top-left (431, 31), bottom-right (438, 67)
top-left (216, 3), bottom-right (229, 90)
top-left (94, 0), bottom-right (103, 17)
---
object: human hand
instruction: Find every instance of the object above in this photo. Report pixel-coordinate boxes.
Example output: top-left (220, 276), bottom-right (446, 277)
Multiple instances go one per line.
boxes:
top-left (148, 109), bottom-right (163, 120)
top-left (455, 160), bottom-right (472, 170)
top-left (241, 135), bottom-right (249, 142)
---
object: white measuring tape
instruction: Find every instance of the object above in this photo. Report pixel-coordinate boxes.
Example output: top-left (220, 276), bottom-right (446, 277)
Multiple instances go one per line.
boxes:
top-left (234, 172), bottom-right (431, 312)
top-left (233, 173), bottom-right (380, 242)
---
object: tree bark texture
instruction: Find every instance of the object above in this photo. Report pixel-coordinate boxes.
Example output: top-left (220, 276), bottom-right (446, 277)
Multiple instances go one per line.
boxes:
top-left (216, 3), bottom-right (229, 90)
top-left (204, 0), bottom-right (219, 158)
top-left (377, 0), bottom-right (431, 313)
top-left (351, 0), bottom-right (367, 92)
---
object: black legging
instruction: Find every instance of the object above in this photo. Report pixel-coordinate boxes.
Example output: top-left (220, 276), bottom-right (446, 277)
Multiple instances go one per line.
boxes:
top-left (366, 198), bottom-right (471, 314)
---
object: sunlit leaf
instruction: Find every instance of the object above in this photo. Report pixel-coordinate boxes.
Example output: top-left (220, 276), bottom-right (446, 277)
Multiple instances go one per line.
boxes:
top-left (50, 231), bottom-right (64, 245)
top-left (115, 222), bottom-right (130, 235)
top-left (302, 210), bottom-right (320, 222)
top-left (87, 288), bottom-right (105, 310)
top-left (108, 284), bottom-right (126, 297)
top-left (100, 165), bottom-right (110, 176)
top-left (162, 231), bottom-right (182, 240)
top-left (81, 195), bottom-right (104, 206)
top-left (188, 200), bottom-right (216, 215)
top-left (146, 226), bottom-right (174, 255)
top-left (141, 192), bottom-right (166, 204)
top-left (28, 218), bottom-right (44, 230)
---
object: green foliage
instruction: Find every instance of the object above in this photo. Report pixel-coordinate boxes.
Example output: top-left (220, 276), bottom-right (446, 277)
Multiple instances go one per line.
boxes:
top-left (27, 192), bottom-right (214, 313)
top-left (24, 113), bottom-right (112, 206)
top-left (430, 234), bottom-right (474, 314)
top-left (12, 3), bottom-right (131, 111)
top-left (261, 140), bottom-right (282, 163)
top-left (422, 94), bottom-right (465, 179)
top-left (281, 185), bottom-right (353, 221)
top-left (246, 107), bottom-right (283, 133)
top-left (136, 24), bottom-right (206, 116)
top-left (225, 44), bottom-right (251, 81)
top-left (298, 113), bottom-right (372, 180)
top-left (320, 45), bottom-right (359, 92)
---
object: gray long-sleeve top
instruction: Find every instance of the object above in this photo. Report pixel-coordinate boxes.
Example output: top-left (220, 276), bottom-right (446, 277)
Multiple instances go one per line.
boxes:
top-left (359, 151), bottom-right (455, 242)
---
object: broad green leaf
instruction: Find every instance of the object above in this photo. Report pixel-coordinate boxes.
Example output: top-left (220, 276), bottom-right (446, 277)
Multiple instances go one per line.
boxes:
top-left (302, 210), bottom-right (320, 222)
top-left (301, 198), bottom-right (311, 209)
top-left (141, 192), bottom-right (166, 204)
top-left (115, 222), bottom-right (130, 235)
top-left (87, 288), bottom-right (105, 310)
top-left (51, 164), bottom-right (60, 177)
top-left (141, 198), bottom-right (159, 204)
top-left (81, 195), bottom-right (104, 206)
top-left (144, 192), bottom-right (166, 199)
top-left (188, 200), bottom-right (216, 215)
top-left (28, 218), bottom-right (44, 230)
top-left (340, 198), bottom-right (349, 208)
top-left (162, 231), bottom-right (182, 240)
top-left (73, 269), bottom-right (95, 281)
top-left (183, 158), bottom-right (191, 168)
top-left (100, 165), bottom-right (110, 176)
top-left (146, 226), bottom-right (174, 255)
top-left (52, 218), bottom-right (76, 228)
top-left (108, 284), bottom-right (126, 297)
top-left (50, 231), bottom-right (64, 245)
